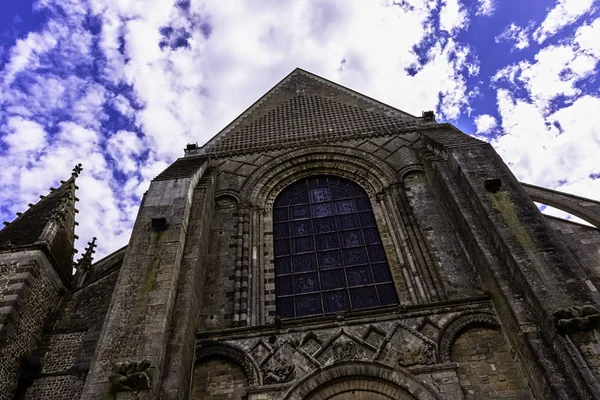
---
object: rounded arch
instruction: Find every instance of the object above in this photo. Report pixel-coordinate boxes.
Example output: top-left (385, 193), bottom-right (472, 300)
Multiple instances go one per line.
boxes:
top-left (282, 361), bottom-right (440, 400)
top-left (438, 312), bottom-right (500, 362)
top-left (214, 191), bottom-right (240, 209)
top-left (195, 342), bottom-right (262, 386)
top-left (241, 146), bottom-right (397, 210)
top-left (398, 165), bottom-right (425, 181)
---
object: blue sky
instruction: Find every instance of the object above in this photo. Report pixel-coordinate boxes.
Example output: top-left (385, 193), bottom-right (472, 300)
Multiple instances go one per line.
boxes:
top-left (0, 0), bottom-right (599, 258)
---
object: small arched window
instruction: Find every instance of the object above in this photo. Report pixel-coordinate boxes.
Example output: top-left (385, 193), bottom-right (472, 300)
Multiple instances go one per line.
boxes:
top-left (273, 176), bottom-right (398, 319)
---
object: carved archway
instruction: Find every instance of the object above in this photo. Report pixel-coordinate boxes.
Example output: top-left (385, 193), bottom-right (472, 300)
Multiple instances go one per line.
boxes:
top-left (195, 342), bottom-right (262, 386)
top-left (282, 361), bottom-right (440, 400)
top-left (438, 312), bottom-right (500, 362)
top-left (241, 145), bottom-right (397, 210)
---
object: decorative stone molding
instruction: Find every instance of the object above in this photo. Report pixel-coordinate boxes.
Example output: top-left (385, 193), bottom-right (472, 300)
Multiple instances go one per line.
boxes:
top-left (215, 192), bottom-right (240, 209)
top-left (240, 145), bottom-right (397, 210)
top-left (397, 343), bottom-right (435, 367)
top-left (553, 305), bottom-right (600, 334)
top-left (438, 312), bottom-right (499, 362)
top-left (195, 342), bottom-right (262, 386)
top-left (108, 360), bottom-right (151, 392)
top-left (332, 340), bottom-right (359, 362)
top-left (282, 360), bottom-right (441, 400)
top-left (264, 365), bottom-right (295, 384)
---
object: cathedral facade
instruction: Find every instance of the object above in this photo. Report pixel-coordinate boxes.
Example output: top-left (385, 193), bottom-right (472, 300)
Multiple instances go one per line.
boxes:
top-left (1, 69), bottom-right (600, 399)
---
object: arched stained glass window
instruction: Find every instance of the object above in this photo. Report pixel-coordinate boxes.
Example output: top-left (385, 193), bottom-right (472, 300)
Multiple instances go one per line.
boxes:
top-left (273, 176), bottom-right (399, 319)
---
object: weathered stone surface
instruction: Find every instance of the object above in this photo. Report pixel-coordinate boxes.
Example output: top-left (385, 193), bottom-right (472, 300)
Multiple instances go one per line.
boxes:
top-left (1, 68), bottom-right (600, 400)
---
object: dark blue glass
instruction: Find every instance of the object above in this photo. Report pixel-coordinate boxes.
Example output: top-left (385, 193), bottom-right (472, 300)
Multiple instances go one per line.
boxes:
top-left (273, 176), bottom-right (398, 319)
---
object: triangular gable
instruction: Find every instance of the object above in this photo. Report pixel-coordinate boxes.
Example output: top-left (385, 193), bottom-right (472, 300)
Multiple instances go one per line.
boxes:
top-left (198, 68), bottom-right (429, 157)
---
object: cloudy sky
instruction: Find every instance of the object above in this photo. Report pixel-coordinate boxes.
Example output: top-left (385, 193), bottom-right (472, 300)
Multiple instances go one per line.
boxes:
top-left (0, 0), bottom-right (599, 259)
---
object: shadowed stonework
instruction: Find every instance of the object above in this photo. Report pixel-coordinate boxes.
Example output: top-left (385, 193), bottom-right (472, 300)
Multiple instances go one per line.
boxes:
top-left (1, 68), bottom-right (599, 399)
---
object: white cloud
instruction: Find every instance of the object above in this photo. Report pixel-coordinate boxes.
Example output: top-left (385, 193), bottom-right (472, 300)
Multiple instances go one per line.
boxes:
top-left (493, 29), bottom-right (600, 113)
top-left (575, 16), bottom-right (600, 57)
top-left (495, 23), bottom-right (533, 51)
top-left (493, 90), bottom-right (600, 201)
top-left (0, 0), bottom-right (540, 259)
top-left (476, 0), bottom-right (495, 16)
top-left (2, 117), bottom-right (47, 154)
top-left (1, 30), bottom-right (58, 85)
top-left (474, 114), bottom-right (497, 133)
top-left (533, 0), bottom-right (595, 44)
top-left (107, 131), bottom-right (144, 174)
top-left (439, 0), bottom-right (469, 33)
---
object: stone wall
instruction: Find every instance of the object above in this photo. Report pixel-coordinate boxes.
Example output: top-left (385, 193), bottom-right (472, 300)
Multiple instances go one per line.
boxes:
top-left (194, 299), bottom-right (518, 399)
top-left (0, 251), bottom-right (61, 398)
top-left (200, 200), bottom-right (239, 330)
top-left (403, 171), bottom-right (482, 299)
top-left (451, 326), bottom-right (532, 399)
top-left (545, 216), bottom-right (600, 284)
top-left (20, 268), bottom-right (120, 399)
top-left (191, 357), bottom-right (249, 399)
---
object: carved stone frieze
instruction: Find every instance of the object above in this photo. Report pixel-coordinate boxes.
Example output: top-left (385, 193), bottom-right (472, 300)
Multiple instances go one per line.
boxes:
top-left (264, 365), bottom-right (295, 384)
top-left (397, 344), bottom-right (435, 367)
top-left (333, 340), bottom-right (359, 361)
top-left (108, 360), bottom-right (151, 392)
top-left (196, 303), bottom-right (497, 392)
top-left (553, 305), bottom-right (600, 334)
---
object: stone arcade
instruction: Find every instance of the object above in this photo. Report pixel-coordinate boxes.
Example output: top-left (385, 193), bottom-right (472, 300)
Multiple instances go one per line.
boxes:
top-left (1, 68), bottom-right (600, 399)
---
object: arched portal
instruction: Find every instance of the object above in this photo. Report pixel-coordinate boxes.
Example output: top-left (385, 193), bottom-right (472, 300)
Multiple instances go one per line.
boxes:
top-left (304, 378), bottom-right (417, 400)
top-left (282, 361), bottom-right (439, 400)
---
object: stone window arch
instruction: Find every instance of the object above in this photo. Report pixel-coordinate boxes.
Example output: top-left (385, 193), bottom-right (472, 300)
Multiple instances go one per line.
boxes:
top-left (273, 176), bottom-right (399, 319)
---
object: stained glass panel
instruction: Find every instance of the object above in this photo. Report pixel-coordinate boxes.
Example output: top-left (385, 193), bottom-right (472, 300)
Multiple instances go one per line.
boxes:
top-left (363, 228), bottom-right (381, 244)
top-left (355, 197), bottom-right (371, 211)
top-left (296, 294), bottom-right (322, 316)
top-left (276, 276), bottom-right (293, 296)
top-left (292, 254), bottom-right (317, 273)
top-left (313, 217), bottom-right (336, 233)
top-left (347, 266), bottom-right (372, 286)
top-left (340, 230), bottom-right (363, 248)
top-left (377, 284), bottom-right (399, 305)
top-left (291, 205), bottom-right (310, 219)
top-left (274, 257), bottom-right (291, 275)
top-left (318, 250), bottom-right (342, 269)
top-left (334, 200), bottom-right (355, 214)
top-left (291, 236), bottom-right (313, 254)
top-left (290, 191), bottom-right (309, 205)
top-left (294, 273), bottom-right (319, 293)
top-left (372, 263), bottom-right (392, 282)
top-left (274, 239), bottom-right (290, 256)
top-left (273, 208), bottom-right (288, 221)
top-left (273, 176), bottom-right (398, 319)
top-left (336, 214), bottom-right (360, 230)
top-left (342, 247), bottom-right (368, 266)
top-left (321, 269), bottom-right (346, 290)
top-left (359, 212), bottom-right (376, 227)
top-left (350, 286), bottom-right (378, 309)
top-left (276, 297), bottom-right (294, 318)
top-left (291, 220), bottom-right (312, 236)
top-left (310, 187), bottom-right (330, 203)
top-left (311, 203), bottom-right (334, 218)
top-left (367, 245), bottom-right (386, 262)
top-left (323, 290), bottom-right (349, 313)
top-left (316, 233), bottom-right (339, 251)
top-left (274, 222), bottom-right (289, 238)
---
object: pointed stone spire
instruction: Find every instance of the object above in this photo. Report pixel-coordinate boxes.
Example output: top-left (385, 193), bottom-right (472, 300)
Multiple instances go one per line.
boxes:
top-left (74, 237), bottom-right (96, 272)
top-left (0, 164), bottom-right (82, 284)
top-left (74, 237), bottom-right (97, 287)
